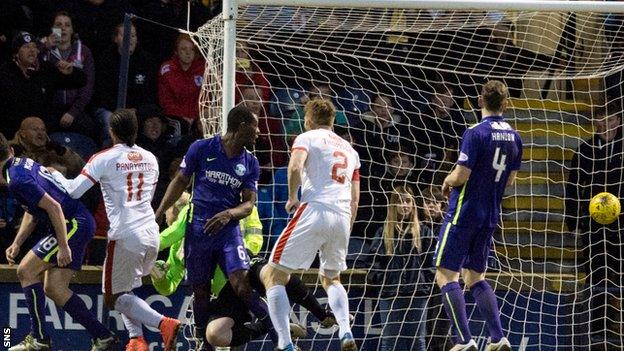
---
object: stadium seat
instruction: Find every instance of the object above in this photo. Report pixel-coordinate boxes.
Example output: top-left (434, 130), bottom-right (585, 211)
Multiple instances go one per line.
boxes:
top-left (49, 132), bottom-right (97, 161)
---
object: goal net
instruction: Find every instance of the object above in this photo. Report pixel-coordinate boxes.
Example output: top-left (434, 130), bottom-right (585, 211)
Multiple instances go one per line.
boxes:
top-left (194, 2), bottom-right (624, 350)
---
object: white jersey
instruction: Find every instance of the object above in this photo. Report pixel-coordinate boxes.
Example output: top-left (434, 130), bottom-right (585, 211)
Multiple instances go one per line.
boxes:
top-left (292, 129), bottom-right (360, 215)
top-left (80, 144), bottom-right (159, 240)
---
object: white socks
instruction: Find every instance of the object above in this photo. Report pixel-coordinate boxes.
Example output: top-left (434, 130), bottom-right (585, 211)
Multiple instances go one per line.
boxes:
top-left (326, 283), bottom-right (351, 338)
top-left (115, 293), bottom-right (163, 329)
top-left (266, 285), bottom-right (292, 349)
top-left (122, 314), bottom-right (143, 338)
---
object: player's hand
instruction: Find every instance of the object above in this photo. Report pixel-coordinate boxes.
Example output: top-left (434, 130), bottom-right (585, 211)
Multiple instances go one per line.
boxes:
top-left (0, 219), bottom-right (6, 229)
top-left (285, 198), bottom-right (300, 214)
top-left (57, 60), bottom-right (74, 75)
top-left (150, 260), bottom-right (169, 280)
top-left (441, 179), bottom-right (452, 198)
top-left (57, 245), bottom-right (72, 267)
top-left (60, 113), bottom-right (74, 127)
top-left (204, 210), bottom-right (233, 235)
top-left (5, 243), bottom-right (20, 265)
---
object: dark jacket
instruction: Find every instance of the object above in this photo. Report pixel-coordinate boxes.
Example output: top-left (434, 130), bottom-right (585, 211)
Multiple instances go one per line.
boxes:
top-left (0, 60), bottom-right (86, 139)
top-left (367, 224), bottom-right (436, 298)
top-left (565, 127), bottom-right (624, 232)
top-left (94, 45), bottom-right (157, 111)
top-left (43, 40), bottom-right (96, 133)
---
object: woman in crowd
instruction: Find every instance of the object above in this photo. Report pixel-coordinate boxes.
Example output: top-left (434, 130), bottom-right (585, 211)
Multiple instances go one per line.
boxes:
top-left (158, 33), bottom-right (205, 132)
top-left (368, 185), bottom-right (435, 351)
top-left (43, 11), bottom-right (96, 136)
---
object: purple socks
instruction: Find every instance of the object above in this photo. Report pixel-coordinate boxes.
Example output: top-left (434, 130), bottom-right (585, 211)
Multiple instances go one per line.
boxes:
top-left (23, 282), bottom-right (49, 341)
top-left (471, 280), bottom-right (504, 343)
top-left (63, 293), bottom-right (111, 339)
top-left (441, 281), bottom-right (472, 344)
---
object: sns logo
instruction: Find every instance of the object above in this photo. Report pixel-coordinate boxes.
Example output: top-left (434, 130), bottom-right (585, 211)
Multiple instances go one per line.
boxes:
top-left (127, 151), bottom-right (143, 163)
top-left (234, 164), bottom-right (246, 177)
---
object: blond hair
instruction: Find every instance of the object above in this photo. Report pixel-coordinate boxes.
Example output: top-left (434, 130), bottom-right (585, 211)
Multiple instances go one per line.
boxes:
top-left (304, 98), bottom-right (335, 127)
top-left (383, 185), bottom-right (421, 255)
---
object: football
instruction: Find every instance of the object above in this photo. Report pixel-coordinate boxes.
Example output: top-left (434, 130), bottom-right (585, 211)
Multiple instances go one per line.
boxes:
top-left (589, 192), bottom-right (621, 225)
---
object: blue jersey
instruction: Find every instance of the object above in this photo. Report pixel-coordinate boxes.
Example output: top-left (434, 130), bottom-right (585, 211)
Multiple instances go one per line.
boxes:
top-left (445, 116), bottom-right (523, 227)
top-left (5, 157), bottom-right (86, 223)
top-left (180, 135), bottom-right (260, 233)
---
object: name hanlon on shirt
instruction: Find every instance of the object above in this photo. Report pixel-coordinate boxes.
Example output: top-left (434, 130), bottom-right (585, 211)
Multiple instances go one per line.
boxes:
top-left (491, 132), bottom-right (516, 142)
top-left (205, 170), bottom-right (242, 188)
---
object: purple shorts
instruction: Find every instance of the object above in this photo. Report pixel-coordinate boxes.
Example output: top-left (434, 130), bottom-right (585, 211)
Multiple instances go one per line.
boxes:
top-left (433, 221), bottom-right (496, 273)
top-left (184, 221), bottom-right (250, 285)
top-left (32, 212), bottom-right (95, 271)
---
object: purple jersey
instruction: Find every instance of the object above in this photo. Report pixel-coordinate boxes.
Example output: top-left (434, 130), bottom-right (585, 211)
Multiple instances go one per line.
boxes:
top-left (180, 135), bottom-right (260, 233)
top-left (6, 157), bottom-right (87, 223)
top-left (445, 116), bottom-right (523, 227)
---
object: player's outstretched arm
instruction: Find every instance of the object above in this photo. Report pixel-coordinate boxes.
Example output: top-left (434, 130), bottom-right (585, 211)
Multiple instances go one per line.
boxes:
top-left (156, 171), bottom-right (191, 222)
top-left (50, 170), bottom-right (95, 199)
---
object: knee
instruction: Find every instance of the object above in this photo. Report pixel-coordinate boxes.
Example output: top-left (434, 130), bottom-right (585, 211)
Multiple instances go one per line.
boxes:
top-left (206, 323), bottom-right (229, 347)
top-left (260, 265), bottom-right (289, 289)
top-left (16, 264), bottom-right (34, 282)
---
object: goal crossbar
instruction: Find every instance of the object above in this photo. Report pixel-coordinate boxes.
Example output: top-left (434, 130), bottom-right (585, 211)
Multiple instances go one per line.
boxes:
top-left (238, 0), bottom-right (624, 13)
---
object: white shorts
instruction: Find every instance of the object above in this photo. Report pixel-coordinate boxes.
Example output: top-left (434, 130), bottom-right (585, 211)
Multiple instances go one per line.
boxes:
top-left (102, 226), bottom-right (159, 294)
top-left (269, 202), bottom-right (350, 275)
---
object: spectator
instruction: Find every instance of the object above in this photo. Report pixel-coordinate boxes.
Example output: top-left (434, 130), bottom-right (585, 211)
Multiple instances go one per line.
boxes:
top-left (0, 31), bottom-right (86, 140)
top-left (356, 151), bottom-right (417, 240)
top-left (416, 83), bottom-right (466, 185)
top-left (565, 103), bottom-right (624, 340)
top-left (368, 185), bottom-right (434, 351)
top-left (136, 104), bottom-right (175, 206)
top-left (284, 83), bottom-right (348, 135)
top-left (94, 21), bottom-right (157, 146)
top-left (158, 33), bottom-right (205, 129)
top-left (235, 42), bottom-right (270, 104)
top-left (355, 93), bottom-right (416, 177)
top-left (53, 0), bottom-right (133, 60)
top-left (417, 185), bottom-right (451, 351)
top-left (10, 116), bottom-right (84, 177)
top-left (42, 11), bottom-right (96, 136)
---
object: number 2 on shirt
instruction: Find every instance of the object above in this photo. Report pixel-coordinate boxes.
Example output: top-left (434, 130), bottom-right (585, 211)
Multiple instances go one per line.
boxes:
top-left (331, 151), bottom-right (348, 184)
top-left (126, 172), bottom-right (145, 201)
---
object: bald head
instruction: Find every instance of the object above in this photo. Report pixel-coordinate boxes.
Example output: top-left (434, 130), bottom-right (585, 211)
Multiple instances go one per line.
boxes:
top-left (19, 117), bottom-right (47, 148)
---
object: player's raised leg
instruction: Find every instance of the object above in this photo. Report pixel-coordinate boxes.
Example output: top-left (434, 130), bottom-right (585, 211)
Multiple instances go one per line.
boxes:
top-left (44, 268), bottom-right (118, 350)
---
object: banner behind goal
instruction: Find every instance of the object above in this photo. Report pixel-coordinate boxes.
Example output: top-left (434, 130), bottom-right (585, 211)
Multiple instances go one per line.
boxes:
top-left (194, 3), bottom-right (624, 350)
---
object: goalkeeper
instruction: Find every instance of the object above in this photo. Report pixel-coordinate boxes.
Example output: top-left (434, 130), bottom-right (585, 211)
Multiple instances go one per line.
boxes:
top-left (151, 193), bottom-right (337, 349)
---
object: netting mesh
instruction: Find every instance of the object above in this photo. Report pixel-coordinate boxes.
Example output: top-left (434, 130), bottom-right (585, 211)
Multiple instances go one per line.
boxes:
top-left (193, 5), bottom-right (624, 350)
